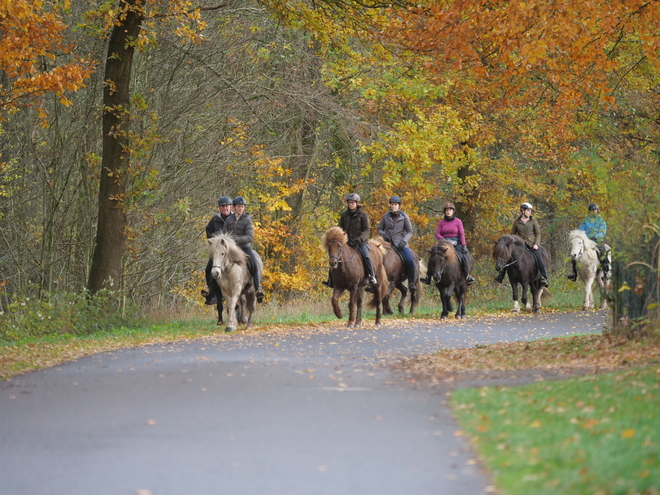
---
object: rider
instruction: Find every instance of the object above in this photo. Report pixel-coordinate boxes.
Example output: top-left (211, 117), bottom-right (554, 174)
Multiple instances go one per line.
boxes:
top-left (495, 202), bottom-right (549, 287)
top-left (203, 195), bottom-right (233, 305)
top-left (568, 203), bottom-right (609, 281)
top-left (322, 193), bottom-right (378, 289)
top-left (377, 195), bottom-right (418, 294)
top-left (420, 202), bottom-right (475, 285)
top-left (224, 196), bottom-right (265, 303)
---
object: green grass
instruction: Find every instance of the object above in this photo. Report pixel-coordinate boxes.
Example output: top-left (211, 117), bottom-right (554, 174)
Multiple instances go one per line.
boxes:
top-left (451, 366), bottom-right (660, 495)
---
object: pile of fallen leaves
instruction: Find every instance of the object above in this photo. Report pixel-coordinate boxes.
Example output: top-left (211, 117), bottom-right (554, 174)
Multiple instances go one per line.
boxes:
top-left (396, 333), bottom-right (660, 380)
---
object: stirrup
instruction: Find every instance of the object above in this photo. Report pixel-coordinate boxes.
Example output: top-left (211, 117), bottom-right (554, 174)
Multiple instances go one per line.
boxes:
top-left (540, 277), bottom-right (549, 287)
top-left (256, 289), bottom-right (265, 303)
top-left (466, 275), bottom-right (475, 286)
top-left (420, 276), bottom-right (431, 285)
top-left (567, 273), bottom-right (577, 281)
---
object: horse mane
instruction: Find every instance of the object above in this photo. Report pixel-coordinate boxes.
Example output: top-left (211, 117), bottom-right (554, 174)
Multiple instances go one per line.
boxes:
top-left (321, 227), bottom-right (347, 248)
top-left (569, 229), bottom-right (597, 249)
top-left (208, 233), bottom-right (248, 265)
top-left (431, 240), bottom-right (458, 264)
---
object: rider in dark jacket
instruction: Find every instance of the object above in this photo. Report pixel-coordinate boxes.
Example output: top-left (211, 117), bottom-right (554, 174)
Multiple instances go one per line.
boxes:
top-left (203, 196), bottom-right (233, 305)
top-left (495, 202), bottom-right (549, 287)
top-left (225, 196), bottom-right (265, 303)
top-left (323, 193), bottom-right (377, 289)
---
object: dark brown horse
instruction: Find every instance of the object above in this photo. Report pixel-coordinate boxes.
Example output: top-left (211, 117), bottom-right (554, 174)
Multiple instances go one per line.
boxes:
top-left (321, 227), bottom-right (388, 327)
top-left (493, 234), bottom-right (549, 313)
top-left (426, 240), bottom-right (473, 319)
top-left (378, 239), bottom-right (422, 315)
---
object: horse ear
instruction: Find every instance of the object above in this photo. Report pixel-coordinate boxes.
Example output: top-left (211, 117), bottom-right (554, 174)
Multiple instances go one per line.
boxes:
top-left (206, 239), bottom-right (213, 247)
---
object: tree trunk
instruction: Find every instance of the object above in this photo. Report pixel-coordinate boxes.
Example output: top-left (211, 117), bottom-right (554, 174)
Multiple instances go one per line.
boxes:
top-left (87, 0), bottom-right (143, 294)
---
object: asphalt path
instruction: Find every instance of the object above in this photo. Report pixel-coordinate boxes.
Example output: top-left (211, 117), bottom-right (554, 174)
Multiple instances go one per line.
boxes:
top-left (1, 311), bottom-right (608, 495)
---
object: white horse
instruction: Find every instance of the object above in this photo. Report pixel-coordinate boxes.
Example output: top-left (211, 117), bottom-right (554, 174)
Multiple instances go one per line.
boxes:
top-left (207, 233), bottom-right (262, 332)
top-left (568, 230), bottom-right (611, 310)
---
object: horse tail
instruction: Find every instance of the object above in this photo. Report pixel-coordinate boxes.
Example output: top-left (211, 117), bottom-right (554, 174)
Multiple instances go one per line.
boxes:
top-left (367, 263), bottom-right (388, 310)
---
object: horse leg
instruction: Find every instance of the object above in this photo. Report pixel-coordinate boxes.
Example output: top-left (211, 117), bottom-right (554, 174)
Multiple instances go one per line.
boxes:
top-left (396, 280), bottom-right (407, 314)
top-left (532, 286), bottom-right (542, 313)
top-left (584, 274), bottom-right (595, 310)
top-left (521, 283), bottom-right (532, 311)
top-left (215, 297), bottom-right (224, 326)
top-left (597, 273), bottom-right (609, 310)
top-left (382, 281), bottom-right (395, 315)
top-left (355, 288), bottom-right (363, 327)
top-left (332, 288), bottom-right (344, 319)
top-left (440, 287), bottom-right (451, 319)
top-left (455, 286), bottom-right (466, 319)
top-left (224, 293), bottom-right (240, 333)
top-left (409, 280), bottom-right (420, 315)
top-left (347, 289), bottom-right (358, 327)
top-left (510, 282), bottom-right (520, 313)
top-left (245, 291), bottom-right (256, 328)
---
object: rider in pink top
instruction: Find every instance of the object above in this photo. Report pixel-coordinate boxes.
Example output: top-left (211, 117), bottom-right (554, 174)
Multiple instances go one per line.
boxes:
top-left (435, 215), bottom-right (466, 246)
top-left (421, 202), bottom-right (475, 286)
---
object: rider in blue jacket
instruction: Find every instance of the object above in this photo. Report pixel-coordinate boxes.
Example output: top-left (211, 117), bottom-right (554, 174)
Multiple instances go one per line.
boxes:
top-left (568, 203), bottom-right (609, 281)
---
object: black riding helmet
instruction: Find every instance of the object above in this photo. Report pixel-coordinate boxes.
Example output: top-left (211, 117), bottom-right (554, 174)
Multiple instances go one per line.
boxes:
top-left (346, 193), bottom-right (361, 203)
top-left (389, 195), bottom-right (402, 204)
top-left (217, 196), bottom-right (232, 206)
top-left (233, 196), bottom-right (247, 206)
top-left (588, 203), bottom-right (599, 211)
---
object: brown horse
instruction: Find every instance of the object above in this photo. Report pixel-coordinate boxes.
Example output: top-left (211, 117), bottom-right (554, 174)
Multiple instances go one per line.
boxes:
top-left (208, 233), bottom-right (261, 332)
top-left (426, 240), bottom-right (473, 319)
top-left (493, 234), bottom-right (549, 313)
top-left (321, 227), bottom-right (388, 327)
top-left (378, 238), bottom-right (422, 315)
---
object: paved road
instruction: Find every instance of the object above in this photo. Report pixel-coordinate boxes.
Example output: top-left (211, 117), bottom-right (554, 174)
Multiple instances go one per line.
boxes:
top-left (0, 311), bottom-right (608, 495)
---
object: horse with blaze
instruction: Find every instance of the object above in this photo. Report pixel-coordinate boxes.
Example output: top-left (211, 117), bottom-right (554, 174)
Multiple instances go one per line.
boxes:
top-left (493, 234), bottom-right (549, 313)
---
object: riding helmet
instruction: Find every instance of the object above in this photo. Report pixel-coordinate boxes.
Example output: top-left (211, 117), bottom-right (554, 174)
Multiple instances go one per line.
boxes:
top-left (443, 202), bottom-right (456, 211)
top-left (520, 202), bottom-right (533, 211)
top-left (389, 195), bottom-right (402, 204)
top-left (588, 203), bottom-right (599, 211)
top-left (233, 196), bottom-right (247, 206)
top-left (217, 196), bottom-right (233, 206)
top-left (346, 193), bottom-right (361, 203)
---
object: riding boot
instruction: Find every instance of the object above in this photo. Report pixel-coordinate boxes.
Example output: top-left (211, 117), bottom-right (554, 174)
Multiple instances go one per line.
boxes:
top-left (567, 260), bottom-right (578, 281)
top-left (322, 270), bottom-right (334, 288)
top-left (362, 257), bottom-right (377, 293)
top-left (494, 269), bottom-right (506, 283)
top-left (420, 273), bottom-right (432, 285)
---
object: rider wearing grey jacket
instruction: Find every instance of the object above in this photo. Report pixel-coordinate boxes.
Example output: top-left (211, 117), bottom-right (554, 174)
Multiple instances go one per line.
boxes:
top-left (225, 196), bottom-right (265, 303)
top-left (377, 196), bottom-right (418, 292)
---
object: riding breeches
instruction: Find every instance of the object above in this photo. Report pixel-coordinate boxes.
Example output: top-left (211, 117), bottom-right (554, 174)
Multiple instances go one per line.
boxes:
top-left (396, 246), bottom-right (417, 284)
top-left (239, 246), bottom-right (262, 289)
top-left (357, 243), bottom-right (376, 280)
top-left (526, 245), bottom-right (548, 279)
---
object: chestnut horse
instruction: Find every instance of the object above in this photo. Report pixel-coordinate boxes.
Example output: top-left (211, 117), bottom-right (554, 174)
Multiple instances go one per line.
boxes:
top-left (426, 240), bottom-right (473, 319)
top-left (493, 234), bottom-right (549, 313)
top-left (321, 227), bottom-right (388, 327)
top-left (207, 233), bottom-right (262, 332)
top-left (378, 239), bottom-right (422, 315)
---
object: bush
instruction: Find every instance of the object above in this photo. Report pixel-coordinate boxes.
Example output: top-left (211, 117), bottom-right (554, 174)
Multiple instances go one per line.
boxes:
top-left (0, 290), bottom-right (143, 341)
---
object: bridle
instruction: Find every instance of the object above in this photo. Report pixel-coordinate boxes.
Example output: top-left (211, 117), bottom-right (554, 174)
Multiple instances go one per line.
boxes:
top-left (328, 239), bottom-right (357, 264)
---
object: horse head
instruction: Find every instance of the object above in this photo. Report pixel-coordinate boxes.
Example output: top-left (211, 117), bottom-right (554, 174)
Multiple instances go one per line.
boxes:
top-left (493, 235), bottom-right (516, 272)
top-left (427, 241), bottom-right (455, 281)
top-left (322, 227), bottom-right (349, 269)
top-left (207, 233), bottom-right (245, 279)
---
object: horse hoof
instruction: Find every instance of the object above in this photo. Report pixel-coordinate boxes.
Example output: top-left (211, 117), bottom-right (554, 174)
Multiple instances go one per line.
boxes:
top-left (225, 327), bottom-right (236, 333)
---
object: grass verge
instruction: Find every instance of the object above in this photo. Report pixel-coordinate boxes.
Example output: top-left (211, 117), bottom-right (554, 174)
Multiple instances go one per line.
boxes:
top-left (451, 365), bottom-right (660, 495)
